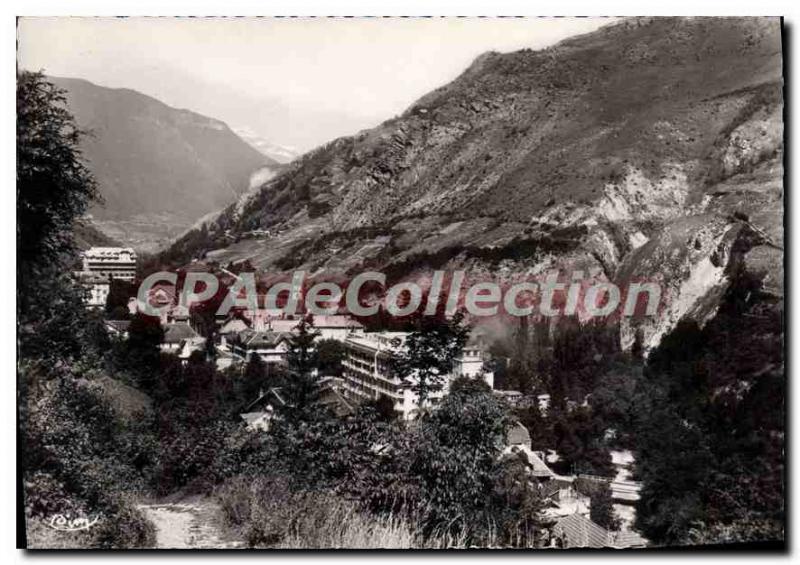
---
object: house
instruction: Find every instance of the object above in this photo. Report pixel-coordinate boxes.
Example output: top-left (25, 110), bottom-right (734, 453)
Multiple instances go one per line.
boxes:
top-left (176, 336), bottom-right (207, 362)
top-left (105, 319), bottom-right (131, 339)
top-left (240, 408), bottom-right (274, 432)
top-left (239, 388), bottom-right (289, 432)
top-left (238, 380), bottom-right (354, 432)
top-left (218, 317), bottom-right (250, 351)
top-left (230, 329), bottom-right (292, 364)
top-left (161, 322), bottom-right (201, 354)
top-left (494, 390), bottom-right (523, 406)
top-left (340, 330), bottom-right (494, 420)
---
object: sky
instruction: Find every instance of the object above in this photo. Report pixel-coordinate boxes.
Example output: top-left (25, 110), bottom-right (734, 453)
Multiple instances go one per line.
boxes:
top-left (18, 17), bottom-right (614, 152)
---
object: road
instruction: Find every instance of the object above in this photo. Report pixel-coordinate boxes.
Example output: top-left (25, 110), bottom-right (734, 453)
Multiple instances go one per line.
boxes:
top-left (138, 497), bottom-right (244, 549)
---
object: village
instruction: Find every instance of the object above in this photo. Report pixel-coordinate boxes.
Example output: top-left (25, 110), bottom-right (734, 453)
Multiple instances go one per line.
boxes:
top-left (75, 246), bottom-right (648, 549)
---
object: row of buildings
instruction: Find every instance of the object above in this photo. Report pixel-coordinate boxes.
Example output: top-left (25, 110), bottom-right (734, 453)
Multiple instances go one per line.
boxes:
top-left (214, 313), bottom-right (494, 421)
top-left (107, 266), bottom-right (495, 420)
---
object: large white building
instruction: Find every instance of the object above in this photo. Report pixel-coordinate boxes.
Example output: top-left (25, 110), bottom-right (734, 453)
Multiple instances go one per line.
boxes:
top-left (341, 331), bottom-right (493, 420)
top-left (81, 247), bottom-right (137, 281)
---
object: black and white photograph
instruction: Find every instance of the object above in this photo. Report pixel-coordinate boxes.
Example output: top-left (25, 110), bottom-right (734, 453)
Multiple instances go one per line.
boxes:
top-left (13, 12), bottom-right (786, 552)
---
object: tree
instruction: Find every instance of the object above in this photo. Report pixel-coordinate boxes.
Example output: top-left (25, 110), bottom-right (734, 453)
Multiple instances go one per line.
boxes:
top-left (283, 315), bottom-right (321, 420)
top-left (17, 71), bottom-right (98, 282)
top-left (123, 314), bottom-right (164, 391)
top-left (588, 482), bottom-right (621, 532)
top-left (17, 71), bottom-right (100, 364)
top-left (240, 353), bottom-right (267, 402)
top-left (105, 279), bottom-right (134, 318)
top-left (388, 310), bottom-right (470, 409)
top-left (316, 338), bottom-right (345, 377)
top-left (407, 382), bottom-right (543, 545)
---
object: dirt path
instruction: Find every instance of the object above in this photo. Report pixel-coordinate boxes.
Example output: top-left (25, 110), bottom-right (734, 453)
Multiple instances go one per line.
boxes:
top-left (138, 497), bottom-right (244, 549)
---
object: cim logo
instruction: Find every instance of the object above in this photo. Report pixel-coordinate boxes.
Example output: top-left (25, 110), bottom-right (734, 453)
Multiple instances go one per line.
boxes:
top-left (47, 513), bottom-right (101, 532)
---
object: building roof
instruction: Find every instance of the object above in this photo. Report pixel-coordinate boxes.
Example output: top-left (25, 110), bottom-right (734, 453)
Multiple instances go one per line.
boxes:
top-left (313, 315), bottom-right (365, 329)
top-left (82, 247), bottom-right (136, 257)
top-left (269, 315), bottom-right (364, 332)
top-left (344, 331), bottom-right (408, 353)
top-left (611, 529), bottom-right (648, 549)
top-left (219, 317), bottom-right (250, 335)
top-left (504, 444), bottom-right (557, 479)
top-left (163, 322), bottom-right (200, 344)
top-left (553, 513), bottom-right (614, 549)
top-left (507, 422), bottom-right (532, 448)
top-left (237, 329), bottom-right (292, 349)
top-left (243, 387), bottom-right (288, 413)
top-left (317, 377), bottom-right (355, 417)
top-left (105, 320), bottom-right (131, 333)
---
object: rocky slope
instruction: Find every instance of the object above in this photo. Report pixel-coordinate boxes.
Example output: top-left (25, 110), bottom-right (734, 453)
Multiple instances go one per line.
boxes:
top-left (51, 77), bottom-right (275, 250)
top-left (166, 17), bottom-right (783, 353)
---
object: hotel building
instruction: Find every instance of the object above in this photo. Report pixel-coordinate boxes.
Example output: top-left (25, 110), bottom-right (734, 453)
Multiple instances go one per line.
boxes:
top-left (341, 331), bottom-right (493, 420)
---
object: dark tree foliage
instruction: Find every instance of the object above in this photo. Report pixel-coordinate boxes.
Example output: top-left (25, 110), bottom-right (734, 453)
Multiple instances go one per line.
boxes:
top-left (238, 353), bottom-right (268, 403)
top-left (388, 310), bottom-right (470, 407)
top-left (371, 393), bottom-right (398, 422)
top-left (17, 71), bottom-right (101, 364)
top-left (634, 272), bottom-right (784, 545)
top-left (105, 279), bottom-right (134, 318)
top-left (283, 315), bottom-right (322, 421)
top-left (514, 400), bottom-right (554, 451)
top-left (575, 479), bottom-right (621, 532)
top-left (405, 383), bottom-right (545, 545)
top-left (17, 71), bottom-right (98, 281)
top-left (548, 404), bottom-right (614, 477)
top-left (115, 314), bottom-right (164, 392)
top-left (316, 338), bottom-right (345, 377)
top-left (549, 317), bottom-right (621, 402)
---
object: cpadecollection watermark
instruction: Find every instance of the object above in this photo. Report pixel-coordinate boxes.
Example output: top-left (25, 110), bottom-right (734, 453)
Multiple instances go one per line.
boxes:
top-left (136, 269), bottom-right (664, 321)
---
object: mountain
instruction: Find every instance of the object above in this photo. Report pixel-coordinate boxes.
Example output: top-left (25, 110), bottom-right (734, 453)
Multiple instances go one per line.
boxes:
top-left (233, 127), bottom-right (300, 164)
top-left (166, 17), bottom-right (783, 352)
top-left (50, 76), bottom-right (276, 251)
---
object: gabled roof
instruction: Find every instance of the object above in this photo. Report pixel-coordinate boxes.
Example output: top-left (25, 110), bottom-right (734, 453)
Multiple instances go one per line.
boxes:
top-left (219, 317), bottom-right (250, 334)
top-left (163, 322), bottom-right (200, 344)
top-left (242, 387), bottom-right (288, 413)
top-left (504, 444), bottom-right (557, 479)
top-left (553, 513), bottom-right (613, 549)
top-left (237, 329), bottom-right (292, 349)
top-left (317, 377), bottom-right (355, 417)
top-left (611, 529), bottom-right (648, 549)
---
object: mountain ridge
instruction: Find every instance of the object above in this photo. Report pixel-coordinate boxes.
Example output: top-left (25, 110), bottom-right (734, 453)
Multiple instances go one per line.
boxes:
top-left (50, 76), bottom-right (275, 250)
